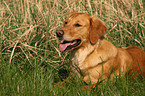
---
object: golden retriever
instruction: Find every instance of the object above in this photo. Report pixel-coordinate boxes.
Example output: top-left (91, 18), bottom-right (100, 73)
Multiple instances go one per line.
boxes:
top-left (56, 12), bottom-right (145, 86)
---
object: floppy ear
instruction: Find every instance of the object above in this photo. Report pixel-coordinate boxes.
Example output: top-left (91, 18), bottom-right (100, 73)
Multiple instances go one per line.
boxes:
top-left (89, 16), bottom-right (107, 44)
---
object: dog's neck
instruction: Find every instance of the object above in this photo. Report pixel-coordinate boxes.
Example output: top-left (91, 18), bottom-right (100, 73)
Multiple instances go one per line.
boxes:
top-left (71, 38), bottom-right (118, 67)
top-left (71, 39), bottom-right (101, 66)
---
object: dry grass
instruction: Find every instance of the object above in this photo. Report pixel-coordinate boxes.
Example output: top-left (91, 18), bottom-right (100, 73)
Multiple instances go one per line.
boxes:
top-left (1, 0), bottom-right (145, 65)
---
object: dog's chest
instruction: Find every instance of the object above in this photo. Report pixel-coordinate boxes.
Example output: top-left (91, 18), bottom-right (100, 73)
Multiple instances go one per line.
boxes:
top-left (71, 45), bottom-right (95, 67)
top-left (72, 50), bottom-right (88, 65)
top-left (71, 49), bottom-right (90, 76)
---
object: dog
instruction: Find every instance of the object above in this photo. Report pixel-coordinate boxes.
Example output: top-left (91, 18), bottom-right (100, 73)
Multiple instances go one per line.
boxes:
top-left (56, 12), bottom-right (145, 86)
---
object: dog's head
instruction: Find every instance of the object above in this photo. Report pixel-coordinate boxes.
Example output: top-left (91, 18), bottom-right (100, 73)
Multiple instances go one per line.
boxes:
top-left (56, 12), bottom-right (107, 51)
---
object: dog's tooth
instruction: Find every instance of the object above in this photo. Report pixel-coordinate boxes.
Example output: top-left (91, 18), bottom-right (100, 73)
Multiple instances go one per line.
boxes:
top-left (61, 40), bottom-right (64, 43)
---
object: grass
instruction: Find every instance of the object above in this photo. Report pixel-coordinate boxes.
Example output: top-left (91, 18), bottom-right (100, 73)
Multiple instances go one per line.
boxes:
top-left (0, 0), bottom-right (145, 95)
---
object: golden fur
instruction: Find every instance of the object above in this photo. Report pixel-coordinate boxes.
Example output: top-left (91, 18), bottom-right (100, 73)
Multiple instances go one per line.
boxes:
top-left (56, 12), bottom-right (145, 86)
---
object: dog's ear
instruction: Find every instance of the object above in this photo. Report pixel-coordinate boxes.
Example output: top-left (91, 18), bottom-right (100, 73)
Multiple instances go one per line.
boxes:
top-left (89, 16), bottom-right (107, 44)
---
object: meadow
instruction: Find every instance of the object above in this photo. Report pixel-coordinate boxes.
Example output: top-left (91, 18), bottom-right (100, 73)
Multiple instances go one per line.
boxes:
top-left (0, 0), bottom-right (145, 95)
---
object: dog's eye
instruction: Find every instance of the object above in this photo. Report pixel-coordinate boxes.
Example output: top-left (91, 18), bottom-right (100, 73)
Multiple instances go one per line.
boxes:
top-left (74, 23), bottom-right (82, 27)
top-left (65, 22), bottom-right (68, 24)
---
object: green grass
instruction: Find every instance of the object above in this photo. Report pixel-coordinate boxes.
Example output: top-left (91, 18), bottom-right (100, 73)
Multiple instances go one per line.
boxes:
top-left (0, 0), bottom-right (145, 95)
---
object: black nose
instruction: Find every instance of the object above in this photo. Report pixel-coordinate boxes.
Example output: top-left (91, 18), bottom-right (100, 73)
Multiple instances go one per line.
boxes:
top-left (56, 30), bottom-right (64, 39)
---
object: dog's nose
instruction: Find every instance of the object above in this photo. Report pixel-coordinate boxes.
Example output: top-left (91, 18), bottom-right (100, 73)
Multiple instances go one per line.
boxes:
top-left (56, 30), bottom-right (64, 39)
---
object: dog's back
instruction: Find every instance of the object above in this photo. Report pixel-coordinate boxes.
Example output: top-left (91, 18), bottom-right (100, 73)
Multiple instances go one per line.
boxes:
top-left (125, 46), bottom-right (145, 77)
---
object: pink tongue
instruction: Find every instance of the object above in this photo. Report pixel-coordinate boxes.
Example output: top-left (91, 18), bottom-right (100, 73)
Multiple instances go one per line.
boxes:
top-left (59, 41), bottom-right (77, 51)
top-left (59, 43), bottom-right (72, 51)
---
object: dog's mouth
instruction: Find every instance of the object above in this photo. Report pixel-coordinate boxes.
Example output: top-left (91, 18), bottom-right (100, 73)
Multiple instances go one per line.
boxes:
top-left (59, 39), bottom-right (81, 51)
